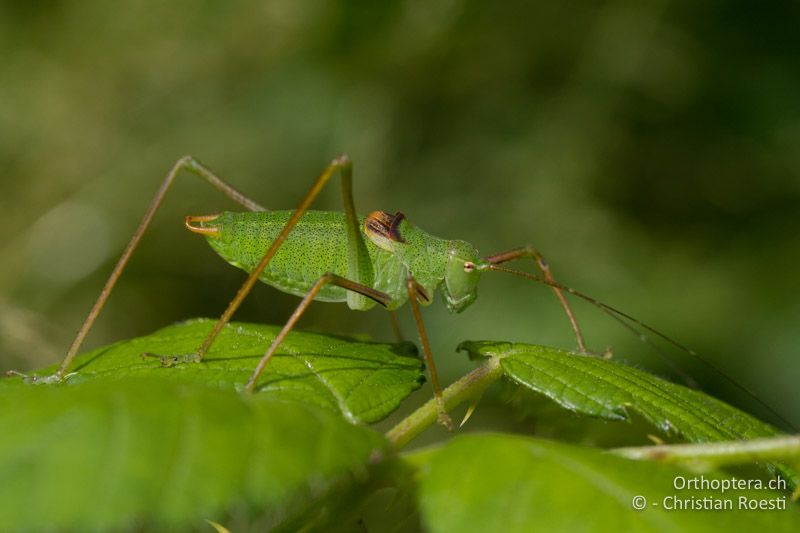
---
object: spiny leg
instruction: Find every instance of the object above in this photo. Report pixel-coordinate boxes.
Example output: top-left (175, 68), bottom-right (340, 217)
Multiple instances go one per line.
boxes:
top-left (244, 273), bottom-right (392, 393)
top-left (484, 246), bottom-right (587, 353)
top-left (406, 276), bottom-right (453, 431)
top-left (44, 156), bottom-right (265, 381)
top-left (192, 154), bottom-right (367, 363)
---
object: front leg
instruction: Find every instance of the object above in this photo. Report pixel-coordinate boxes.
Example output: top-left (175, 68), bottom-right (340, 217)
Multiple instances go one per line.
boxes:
top-left (484, 245), bottom-right (588, 353)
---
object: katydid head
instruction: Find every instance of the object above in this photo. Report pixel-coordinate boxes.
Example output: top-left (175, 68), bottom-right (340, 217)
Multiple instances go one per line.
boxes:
top-left (442, 240), bottom-right (485, 313)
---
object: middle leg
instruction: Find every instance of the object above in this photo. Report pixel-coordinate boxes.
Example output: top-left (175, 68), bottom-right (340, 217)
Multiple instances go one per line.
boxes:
top-left (406, 276), bottom-right (453, 431)
top-left (244, 273), bottom-right (391, 393)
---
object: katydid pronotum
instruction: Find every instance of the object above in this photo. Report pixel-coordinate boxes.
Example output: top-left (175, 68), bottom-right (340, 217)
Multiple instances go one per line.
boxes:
top-left (9, 154), bottom-right (779, 431)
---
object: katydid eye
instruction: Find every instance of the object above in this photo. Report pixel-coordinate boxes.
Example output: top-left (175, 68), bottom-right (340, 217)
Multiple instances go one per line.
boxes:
top-left (463, 262), bottom-right (475, 272)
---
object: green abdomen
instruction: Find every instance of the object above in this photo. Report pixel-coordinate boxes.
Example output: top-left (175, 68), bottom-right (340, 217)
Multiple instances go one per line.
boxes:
top-left (203, 211), bottom-right (406, 305)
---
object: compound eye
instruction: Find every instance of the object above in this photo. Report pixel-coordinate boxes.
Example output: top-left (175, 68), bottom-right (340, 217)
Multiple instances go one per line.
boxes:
top-left (463, 261), bottom-right (476, 273)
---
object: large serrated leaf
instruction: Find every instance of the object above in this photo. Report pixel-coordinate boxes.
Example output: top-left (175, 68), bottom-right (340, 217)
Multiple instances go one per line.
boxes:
top-left (417, 434), bottom-right (800, 533)
top-left (10, 319), bottom-right (424, 424)
top-left (458, 341), bottom-right (798, 487)
top-left (0, 379), bottom-right (386, 531)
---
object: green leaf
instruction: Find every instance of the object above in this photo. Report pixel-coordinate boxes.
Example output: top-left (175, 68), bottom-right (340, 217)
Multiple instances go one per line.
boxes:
top-left (417, 434), bottom-right (800, 533)
top-left (0, 379), bottom-right (386, 531)
top-left (458, 341), bottom-right (798, 487)
top-left (12, 319), bottom-right (424, 424)
top-left (274, 456), bottom-right (423, 533)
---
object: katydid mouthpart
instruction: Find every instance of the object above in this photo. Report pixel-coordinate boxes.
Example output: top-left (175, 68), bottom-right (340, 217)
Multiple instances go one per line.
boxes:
top-left (7, 155), bottom-right (789, 431)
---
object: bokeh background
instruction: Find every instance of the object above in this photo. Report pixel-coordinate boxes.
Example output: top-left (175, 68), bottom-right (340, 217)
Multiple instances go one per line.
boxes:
top-left (1, 1), bottom-right (798, 431)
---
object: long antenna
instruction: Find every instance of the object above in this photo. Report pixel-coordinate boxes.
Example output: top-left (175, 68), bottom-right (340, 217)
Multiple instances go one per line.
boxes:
top-left (489, 264), bottom-right (700, 386)
top-left (487, 264), bottom-right (797, 432)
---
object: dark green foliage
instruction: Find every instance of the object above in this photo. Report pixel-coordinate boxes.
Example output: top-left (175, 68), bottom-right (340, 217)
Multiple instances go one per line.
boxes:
top-left (7, 319), bottom-right (425, 424)
top-left (417, 434), bottom-right (800, 533)
top-left (460, 340), bottom-right (799, 488)
top-left (2, 324), bottom-right (798, 530)
top-left (0, 380), bottom-right (385, 531)
top-left (460, 341), bottom-right (783, 438)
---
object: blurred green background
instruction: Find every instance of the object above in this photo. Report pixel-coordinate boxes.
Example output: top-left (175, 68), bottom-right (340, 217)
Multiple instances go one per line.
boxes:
top-left (1, 0), bottom-right (798, 428)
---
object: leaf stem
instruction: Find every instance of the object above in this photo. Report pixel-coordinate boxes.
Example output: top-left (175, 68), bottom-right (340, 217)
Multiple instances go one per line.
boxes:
top-left (613, 435), bottom-right (800, 467)
top-left (386, 357), bottom-right (504, 449)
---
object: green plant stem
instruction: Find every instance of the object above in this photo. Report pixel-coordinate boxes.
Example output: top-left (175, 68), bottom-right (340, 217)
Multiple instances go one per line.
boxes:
top-left (613, 435), bottom-right (800, 467)
top-left (386, 357), bottom-right (504, 449)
